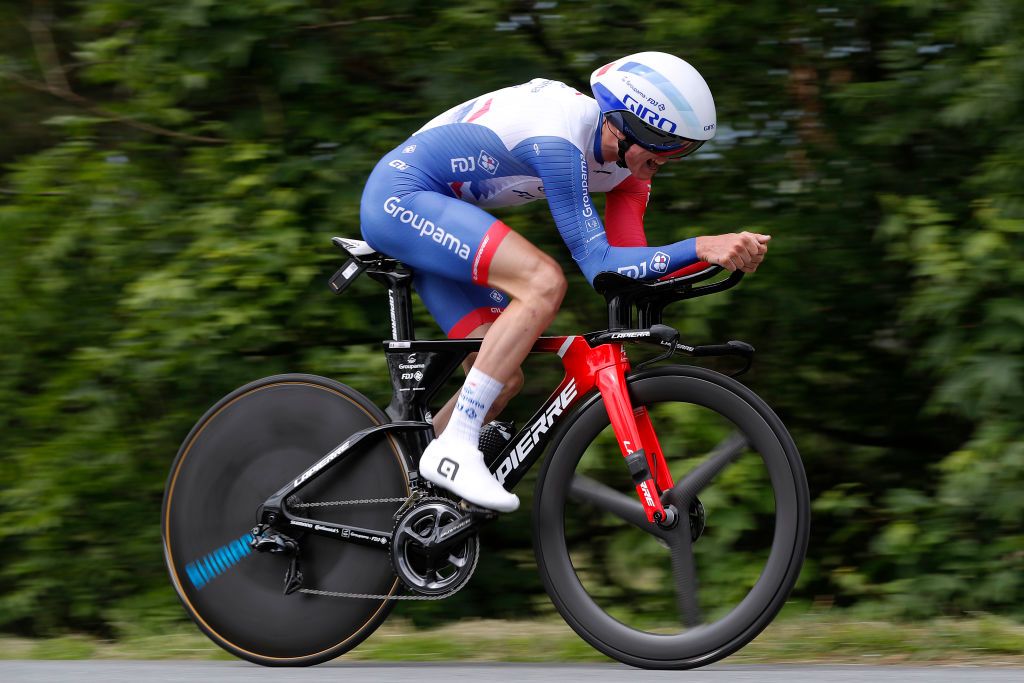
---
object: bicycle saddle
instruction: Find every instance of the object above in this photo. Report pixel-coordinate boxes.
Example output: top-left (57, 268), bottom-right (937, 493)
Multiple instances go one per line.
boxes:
top-left (331, 237), bottom-right (379, 258)
top-left (331, 236), bottom-right (405, 271)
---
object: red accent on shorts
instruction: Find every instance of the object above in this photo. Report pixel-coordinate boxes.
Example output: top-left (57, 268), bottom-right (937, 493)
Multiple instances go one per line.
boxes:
top-left (471, 220), bottom-right (511, 285)
top-left (448, 306), bottom-right (503, 339)
top-left (466, 98), bottom-right (493, 123)
top-left (594, 62), bottom-right (616, 77)
top-left (450, 181), bottom-right (464, 198)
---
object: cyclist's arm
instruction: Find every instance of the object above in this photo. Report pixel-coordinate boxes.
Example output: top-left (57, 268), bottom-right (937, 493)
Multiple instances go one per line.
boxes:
top-left (605, 175), bottom-right (650, 247)
top-left (511, 137), bottom-right (700, 283)
top-left (605, 175), bottom-right (716, 279)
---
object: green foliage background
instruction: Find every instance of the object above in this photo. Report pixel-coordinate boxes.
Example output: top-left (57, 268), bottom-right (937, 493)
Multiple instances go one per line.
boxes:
top-left (0, 0), bottom-right (1021, 636)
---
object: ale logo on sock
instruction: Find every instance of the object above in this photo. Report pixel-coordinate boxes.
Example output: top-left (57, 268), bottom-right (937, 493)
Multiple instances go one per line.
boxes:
top-left (437, 457), bottom-right (459, 481)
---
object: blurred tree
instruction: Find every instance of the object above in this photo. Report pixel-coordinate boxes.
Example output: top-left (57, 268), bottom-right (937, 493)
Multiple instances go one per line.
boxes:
top-left (0, 0), bottom-right (1021, 637)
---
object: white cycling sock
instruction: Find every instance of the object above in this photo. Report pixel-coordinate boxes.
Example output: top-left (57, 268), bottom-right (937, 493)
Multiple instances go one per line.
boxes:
top-left (443, 368), bottom-right (503, 446)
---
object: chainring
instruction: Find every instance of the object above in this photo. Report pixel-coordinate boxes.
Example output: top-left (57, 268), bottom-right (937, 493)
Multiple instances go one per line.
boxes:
top-left (391, 497), bottom-right (479, 596)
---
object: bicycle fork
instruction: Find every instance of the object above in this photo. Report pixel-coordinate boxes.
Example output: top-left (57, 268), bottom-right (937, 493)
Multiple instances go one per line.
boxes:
top-left (594, 359), bottom-right (678, 527)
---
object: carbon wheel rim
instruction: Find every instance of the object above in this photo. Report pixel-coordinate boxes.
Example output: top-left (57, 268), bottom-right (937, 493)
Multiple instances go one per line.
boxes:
top-left (536, 372), bottom-right (808, 667)
top-left (162, 378), bottom-right (409, 663)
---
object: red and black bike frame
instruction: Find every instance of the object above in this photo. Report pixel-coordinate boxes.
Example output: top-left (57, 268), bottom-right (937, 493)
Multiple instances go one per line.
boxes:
top-left (380, 332), bottom-right (674, 523)
top-left (258, 245), bottom-right (750, 541)
top-left (495, 335), bottom-right (673, 523)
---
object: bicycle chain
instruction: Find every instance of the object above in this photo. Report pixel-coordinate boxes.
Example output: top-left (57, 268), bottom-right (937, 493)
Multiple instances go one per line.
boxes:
top-left (288, 497), bottom-right (409, 508)
top-left (289, 494), bottom-right (479, 601)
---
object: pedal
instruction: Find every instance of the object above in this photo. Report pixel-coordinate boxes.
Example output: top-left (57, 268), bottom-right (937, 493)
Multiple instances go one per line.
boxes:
top-left (479, 420), bottom-right (515, 468)
top-left (458, 501), bottom-right (500, 521)
top-left (283, 554), bottom-right (304, 595)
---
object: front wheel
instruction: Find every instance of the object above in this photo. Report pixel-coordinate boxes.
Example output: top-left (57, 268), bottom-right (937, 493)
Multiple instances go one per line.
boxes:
top-left (533, 366), bottom-right (810, 669)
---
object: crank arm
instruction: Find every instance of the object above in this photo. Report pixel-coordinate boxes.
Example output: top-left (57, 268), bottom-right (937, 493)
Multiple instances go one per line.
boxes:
top-left (424, 506), bottom-right (495, 552)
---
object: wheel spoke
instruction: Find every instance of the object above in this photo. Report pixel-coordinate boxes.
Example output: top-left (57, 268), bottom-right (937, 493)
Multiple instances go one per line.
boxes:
top-left (668, 533), bottom-right (702, 627)
top-left (570, 474), bottom-right (654, 534)
top-left (536, 374), bottom-right (810, 666)
top-left (664, 432), bottom-right (747, 508)
top-left (447, 553), bottom-right (467, 568)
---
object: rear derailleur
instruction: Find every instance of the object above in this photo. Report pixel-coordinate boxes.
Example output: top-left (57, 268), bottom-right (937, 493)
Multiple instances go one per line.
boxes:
top-left (249, 523), bottom-right (304, 594)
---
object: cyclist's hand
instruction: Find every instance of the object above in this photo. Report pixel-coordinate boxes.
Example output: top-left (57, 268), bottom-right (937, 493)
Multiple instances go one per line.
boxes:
top-left (695, 232), bottom-right (771, 273)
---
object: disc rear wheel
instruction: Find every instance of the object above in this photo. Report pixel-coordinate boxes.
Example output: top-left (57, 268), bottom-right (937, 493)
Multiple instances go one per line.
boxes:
top-left (161, 374), bottom-right (410, 665)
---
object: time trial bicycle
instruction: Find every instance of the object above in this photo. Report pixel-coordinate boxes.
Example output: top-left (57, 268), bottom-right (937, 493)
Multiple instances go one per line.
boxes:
top-left (161, 236), bottom-right (810, 669)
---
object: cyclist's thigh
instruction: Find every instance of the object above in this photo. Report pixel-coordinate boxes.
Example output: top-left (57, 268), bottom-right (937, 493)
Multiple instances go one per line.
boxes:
top-left (361, 168), bottom-right (511, 287)
top-left (414, 273), bottom-right (509, 339)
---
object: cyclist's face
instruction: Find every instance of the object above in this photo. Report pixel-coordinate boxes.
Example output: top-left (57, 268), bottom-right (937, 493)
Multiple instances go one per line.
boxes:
top-left (624, 145), bottom-right (671, 180)
top-left (599, 120), bottom-right (678, 179)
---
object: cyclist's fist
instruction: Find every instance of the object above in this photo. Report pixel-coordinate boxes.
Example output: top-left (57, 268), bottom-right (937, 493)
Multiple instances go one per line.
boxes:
top-left (696, 232), bottom-right (771, 273)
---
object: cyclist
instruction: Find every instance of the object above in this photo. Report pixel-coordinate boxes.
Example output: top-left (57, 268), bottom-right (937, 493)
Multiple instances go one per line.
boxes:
top-left (360, 52), bottom-right (769, 512)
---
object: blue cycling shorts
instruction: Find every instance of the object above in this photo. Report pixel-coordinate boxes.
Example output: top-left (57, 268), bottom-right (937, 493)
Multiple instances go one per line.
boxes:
top-left (360, 144), bottom-right (511, 338)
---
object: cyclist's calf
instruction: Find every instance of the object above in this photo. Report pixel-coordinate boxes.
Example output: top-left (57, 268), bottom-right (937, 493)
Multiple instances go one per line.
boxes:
top-left (462, 351), bottom-right (525, 421)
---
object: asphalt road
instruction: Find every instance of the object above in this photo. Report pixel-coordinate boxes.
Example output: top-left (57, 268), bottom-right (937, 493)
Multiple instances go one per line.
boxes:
top-left (2, 662), bottom-right (1022, 682)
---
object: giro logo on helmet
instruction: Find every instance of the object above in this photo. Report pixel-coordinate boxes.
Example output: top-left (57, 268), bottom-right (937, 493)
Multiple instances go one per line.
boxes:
top-left (623, 94), bottom-right (678, 133)
top-left (591, 51), bottom-right (717, 146)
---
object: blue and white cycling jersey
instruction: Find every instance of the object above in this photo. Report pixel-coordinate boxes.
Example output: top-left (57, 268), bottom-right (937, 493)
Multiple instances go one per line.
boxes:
top-left (360, 78), bottom-right (699, 337)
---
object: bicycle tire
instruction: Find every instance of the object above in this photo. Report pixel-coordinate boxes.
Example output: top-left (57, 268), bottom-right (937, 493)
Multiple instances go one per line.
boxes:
top-left (162, 374), bottom-right (410, 666)
top-left (533, 365), bottom-right (809, 669)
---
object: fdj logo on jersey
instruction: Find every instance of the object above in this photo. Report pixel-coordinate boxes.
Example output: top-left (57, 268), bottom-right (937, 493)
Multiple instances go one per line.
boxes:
top-left (451, 156), bottom-right (475, 173)
top-left (623, 94), bottom-right (678, 134)
top-left (650, 251), bottom-right (670, 273)
top-left (477, 151), bottom-right (499, 174)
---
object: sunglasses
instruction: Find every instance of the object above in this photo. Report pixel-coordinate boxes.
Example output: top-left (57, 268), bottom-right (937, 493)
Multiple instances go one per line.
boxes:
top-left (647, 138), bottom-right (706, 159)
top-left (609, 111), bottom-right (707, 160)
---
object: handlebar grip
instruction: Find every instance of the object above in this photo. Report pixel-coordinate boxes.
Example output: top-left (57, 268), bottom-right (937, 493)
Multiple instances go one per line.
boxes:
top-left (692, 340), bottom-right (754, 357)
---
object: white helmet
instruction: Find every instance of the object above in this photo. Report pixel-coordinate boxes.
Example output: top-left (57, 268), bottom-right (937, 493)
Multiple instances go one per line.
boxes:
top-left (590, 51), bottom-right (716, 159)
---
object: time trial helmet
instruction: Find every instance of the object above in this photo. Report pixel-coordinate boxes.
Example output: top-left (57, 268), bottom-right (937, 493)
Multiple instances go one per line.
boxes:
top-left (590, 52), bottom-right (716, 159)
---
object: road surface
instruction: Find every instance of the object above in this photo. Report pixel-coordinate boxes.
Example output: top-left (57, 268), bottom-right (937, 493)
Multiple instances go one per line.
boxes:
top-left (2, 662), bottom-right (1022, 682)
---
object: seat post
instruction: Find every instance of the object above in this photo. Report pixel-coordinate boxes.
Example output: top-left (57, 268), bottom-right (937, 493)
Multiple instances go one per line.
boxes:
top-left (369, 268), bottom-right (416, 341)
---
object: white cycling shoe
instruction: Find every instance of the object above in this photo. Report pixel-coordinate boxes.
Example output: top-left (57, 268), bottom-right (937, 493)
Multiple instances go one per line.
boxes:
top-left (419, 437), bottom-right (520, 513)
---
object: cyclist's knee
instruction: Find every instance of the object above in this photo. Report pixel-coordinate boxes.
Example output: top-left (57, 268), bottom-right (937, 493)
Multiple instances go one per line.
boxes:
top-left (519, 254), bottom-right (567, 317)
top-left (489, 233), bottom-right (566, 316)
